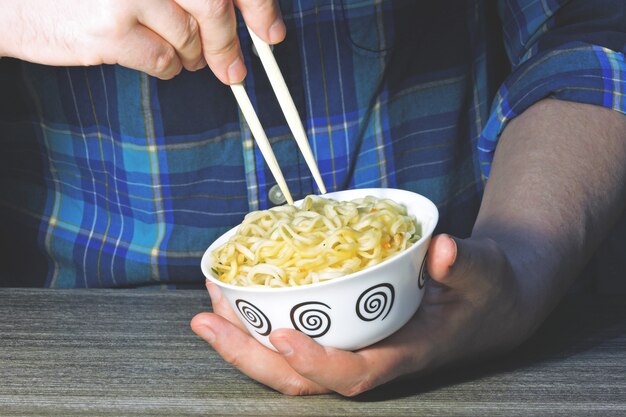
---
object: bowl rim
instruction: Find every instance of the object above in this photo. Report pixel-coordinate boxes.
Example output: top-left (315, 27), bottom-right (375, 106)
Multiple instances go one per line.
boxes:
top-left (201, 188), bottom-right (438, 294)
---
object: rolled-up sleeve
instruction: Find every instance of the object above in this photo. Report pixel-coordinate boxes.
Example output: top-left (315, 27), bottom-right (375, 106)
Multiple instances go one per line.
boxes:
top-left (478, 0), bottom-right (626, 179)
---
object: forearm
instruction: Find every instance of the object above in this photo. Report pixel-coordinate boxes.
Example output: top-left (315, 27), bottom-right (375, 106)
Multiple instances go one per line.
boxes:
top-left (473, 99), bottom-right (626, 330)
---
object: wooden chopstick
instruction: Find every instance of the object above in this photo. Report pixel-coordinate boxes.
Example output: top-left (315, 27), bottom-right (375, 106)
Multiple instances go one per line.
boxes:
top-left (246, 26), bottom-right (327, 195)
top-left (230, 83), bottom-right (294, 205)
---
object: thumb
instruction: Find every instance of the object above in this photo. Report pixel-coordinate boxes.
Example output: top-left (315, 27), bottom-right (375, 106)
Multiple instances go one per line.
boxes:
top-left (427, 234), bottom-right (503, 290)
top-left (426, 234), bottom-right (458, 283)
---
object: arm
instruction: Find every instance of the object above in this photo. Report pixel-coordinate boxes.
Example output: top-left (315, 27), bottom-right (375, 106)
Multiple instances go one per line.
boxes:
top-left (191, 99), bottom-right (626, 395)
top-left (475, 98), bottom-right (626, 332)
top-left (191, 0), bottom-right (626, 393)
top-left (0, 0), bottom-right (285, 83)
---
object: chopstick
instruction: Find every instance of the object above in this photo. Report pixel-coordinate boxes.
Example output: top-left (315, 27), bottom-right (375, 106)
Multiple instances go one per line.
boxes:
top-left (229, 27), bottom-right (328, 205)
top-left (245, 26), bottom-right (327, 195)
top-left (230, 83), bottom-right (294, 205)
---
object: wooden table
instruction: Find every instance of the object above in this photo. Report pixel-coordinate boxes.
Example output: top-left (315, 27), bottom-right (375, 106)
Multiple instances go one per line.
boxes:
top-left (0, 289), bottom-right (624, 416)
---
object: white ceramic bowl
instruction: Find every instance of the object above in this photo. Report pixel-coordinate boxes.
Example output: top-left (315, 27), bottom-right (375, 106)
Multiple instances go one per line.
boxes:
top-left (201, 188), bottom-right (438, 351)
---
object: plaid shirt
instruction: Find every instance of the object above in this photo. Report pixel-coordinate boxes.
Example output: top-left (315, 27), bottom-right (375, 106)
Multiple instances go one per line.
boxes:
top-left (1, 0), bottom-right (624, 288)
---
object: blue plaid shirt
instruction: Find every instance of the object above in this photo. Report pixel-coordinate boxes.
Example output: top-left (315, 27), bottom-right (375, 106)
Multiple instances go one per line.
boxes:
top-left (1, 0), bottom-right (625, 288)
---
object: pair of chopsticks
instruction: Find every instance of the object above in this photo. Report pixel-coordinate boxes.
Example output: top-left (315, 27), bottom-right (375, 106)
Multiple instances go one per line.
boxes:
top-left (230, 27), bottom-right (327, 205)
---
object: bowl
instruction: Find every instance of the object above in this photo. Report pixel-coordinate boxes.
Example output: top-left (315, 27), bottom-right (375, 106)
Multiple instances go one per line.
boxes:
top-left (200, 188), bottom-right (439, 351)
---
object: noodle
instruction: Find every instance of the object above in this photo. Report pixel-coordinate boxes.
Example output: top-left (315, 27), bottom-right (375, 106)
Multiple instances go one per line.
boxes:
top-left (210, 195), bottom-right (420, 287)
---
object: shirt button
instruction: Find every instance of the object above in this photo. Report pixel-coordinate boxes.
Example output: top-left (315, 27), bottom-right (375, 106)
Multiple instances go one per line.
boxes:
top-left (252, 43), bottom-right (274, 58)
top-left (268, 184), bottom-right (287, 205)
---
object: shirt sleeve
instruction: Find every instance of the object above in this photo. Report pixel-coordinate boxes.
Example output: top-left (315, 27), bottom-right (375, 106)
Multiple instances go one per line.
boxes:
top-left (478, 0), bottom-right (626, 179)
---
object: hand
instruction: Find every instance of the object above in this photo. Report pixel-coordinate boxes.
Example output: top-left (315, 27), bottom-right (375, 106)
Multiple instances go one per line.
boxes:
top-left (0, 0), bottom-right (285, 82)
top-left (191, 233), bottom-right (533, 396)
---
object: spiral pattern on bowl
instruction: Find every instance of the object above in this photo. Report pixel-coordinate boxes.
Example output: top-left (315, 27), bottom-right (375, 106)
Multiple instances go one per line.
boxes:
top-left (356, 283), bottom-right (395, 321)
top-left (418, 256), bottom-right (427, 289)
top-left (235, 299), bottom-right (272, 336)
top-left (290, 301), bottom-right (332, 338)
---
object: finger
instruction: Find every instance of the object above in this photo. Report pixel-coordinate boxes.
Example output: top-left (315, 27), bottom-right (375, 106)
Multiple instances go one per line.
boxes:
top-left (174, 0), bottom-right (245, 84)
top-left (269, 327), bottom-right (420, 397)
top-left (191, 312), bottom-right (329, 395)
top-left (194, 55), bottom-right (208, 71)
top-left (428, 234), bottom-right (480, 289)
top-left (427, 234), bottom-right (510, 294)
top-left (136, 1), bottom-right (204, 71)
top-left (205, 281), bottom-right (247, 332)
top-left (112, 25), bottom-right (183, 79)
top-left (234, 0), bottom-right (286, 44)
top-left (426, 234), bottom-right (457, 281)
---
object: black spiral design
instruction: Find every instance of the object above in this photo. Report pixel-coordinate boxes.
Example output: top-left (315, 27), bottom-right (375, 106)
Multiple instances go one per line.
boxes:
top-left (418, 255), bottom-right (427, 289)
top-left (235, 299), bottom-right (272, 336)
top-left (356, 283), bottom-right (395, 321)
top-left (289, 302), bottom-right (332, 338)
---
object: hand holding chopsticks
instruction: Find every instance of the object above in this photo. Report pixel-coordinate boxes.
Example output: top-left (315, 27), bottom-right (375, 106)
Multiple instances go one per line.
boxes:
top-left (230, 26), bottom-right (327, 205)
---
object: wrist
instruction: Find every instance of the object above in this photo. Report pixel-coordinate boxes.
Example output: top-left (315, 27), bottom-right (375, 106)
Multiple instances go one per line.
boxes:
top-left (471, 223), bottom-right (569, 335)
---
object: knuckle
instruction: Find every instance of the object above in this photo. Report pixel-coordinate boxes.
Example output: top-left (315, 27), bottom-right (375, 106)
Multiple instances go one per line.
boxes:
top-left (152, 48), bottom-right (179, 78)
top-left (205, 38), bottom-right (238, 58)
top-left (154, 48), bottom-right (176, 72)
top-left (90, 1), bottom-right (132, 39)
top-left (204, 0), bottom-right (232, 19)
top-left (178, 15), bottom-right (200, 50)
top-left (240, 0), bottom-right (273, 10)
top-left (218, 347), bottom-right (243, 368)
top-left (340, 377), bottom-right (376, 397)
top-left (252, 0), bottom-right (277, 16)
top-left (276, 377), bottom-right (318, 396)
top-left (292, 360), bottom-right (318, 377)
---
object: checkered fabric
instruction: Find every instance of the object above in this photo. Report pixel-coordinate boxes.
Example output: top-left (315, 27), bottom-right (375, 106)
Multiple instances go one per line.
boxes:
top-left (0, 0), bottom-right (624, 287)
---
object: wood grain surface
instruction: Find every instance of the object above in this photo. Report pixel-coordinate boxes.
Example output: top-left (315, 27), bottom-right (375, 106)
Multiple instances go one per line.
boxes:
top-left (0, 288), bottom-right (624, 416)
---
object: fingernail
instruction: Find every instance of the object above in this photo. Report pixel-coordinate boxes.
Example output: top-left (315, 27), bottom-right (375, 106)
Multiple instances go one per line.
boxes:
top-left (268, 19), bottom-right (286, 44)
top-left (271, 338), bottom-right (293, 356)
top-left (227, 56), bottom-right (246, 84)
top-left (199, 324), bottom-right (216, 343)
top-left (448, 235), bottom-right (458, 267)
